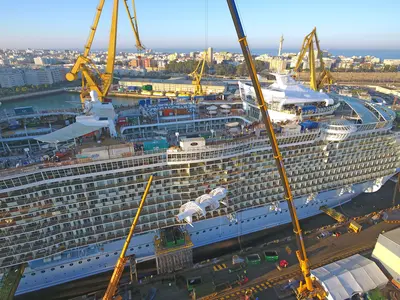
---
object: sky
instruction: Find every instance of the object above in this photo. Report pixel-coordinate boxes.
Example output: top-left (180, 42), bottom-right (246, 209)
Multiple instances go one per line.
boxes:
top-left (1, 0), bottom-right (400, 51)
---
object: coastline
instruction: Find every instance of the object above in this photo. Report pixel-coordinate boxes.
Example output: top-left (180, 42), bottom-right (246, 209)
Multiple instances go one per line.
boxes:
top-left (0, 89), bottom-right (65, 102)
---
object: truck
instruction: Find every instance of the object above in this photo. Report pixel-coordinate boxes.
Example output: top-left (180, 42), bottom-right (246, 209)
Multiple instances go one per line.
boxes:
top-left (263, 250), bottom-right (279, 262)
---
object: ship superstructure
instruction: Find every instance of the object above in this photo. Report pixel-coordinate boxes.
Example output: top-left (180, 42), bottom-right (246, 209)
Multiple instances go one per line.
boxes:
top-left (0, 74), bottom-right (399, 295)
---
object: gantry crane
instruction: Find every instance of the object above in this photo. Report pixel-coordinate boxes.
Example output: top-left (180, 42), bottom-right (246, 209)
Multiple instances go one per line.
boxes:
top-left (226, 1), bottom-right (326, 299)
top-left (103, 175), bottom-right (153, 300)
top-left (189, 51), bottom-right (208, 96)
top-left (294, 27), bottom-right (334, 92)
top-left (66, 0), bottom-right (144, 103)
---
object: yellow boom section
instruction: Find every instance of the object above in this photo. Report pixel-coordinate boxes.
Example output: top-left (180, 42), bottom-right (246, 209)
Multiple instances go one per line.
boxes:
top-left (66, 0), bottom-right (144, 103)
top-left (103, 175), bottom-right (153, 300)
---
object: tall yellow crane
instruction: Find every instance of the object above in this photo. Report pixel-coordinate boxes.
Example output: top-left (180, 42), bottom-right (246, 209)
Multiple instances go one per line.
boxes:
top-left (66, 0), bottom-right (144, 103)
top-left (294, 27), bottom-right (334, 92)
top-left (103, 175), bottom-right (153, 300)
top-left (189, 51), bottom-right (208, 95)
top-left (226, 1), bottom-right (326, 299)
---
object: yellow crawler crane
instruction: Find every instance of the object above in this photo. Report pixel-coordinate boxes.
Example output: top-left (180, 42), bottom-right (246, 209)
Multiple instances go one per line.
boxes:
top-left (102, 175), bottom-right (153, 300)
top-left (226, 1), bottom-right (327, 299)
top-left (189, 51), bottom-right (208, 96)
top-left (66, 0), bottom-right (144, 103)
top-left (294, 27), bottom-right (334, 92)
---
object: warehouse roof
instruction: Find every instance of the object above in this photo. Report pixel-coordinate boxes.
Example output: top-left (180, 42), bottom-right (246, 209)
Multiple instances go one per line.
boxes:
top-left (120, 77), bottom-right (226, 86)
top-left (311, 254), bottom-right (388, 300)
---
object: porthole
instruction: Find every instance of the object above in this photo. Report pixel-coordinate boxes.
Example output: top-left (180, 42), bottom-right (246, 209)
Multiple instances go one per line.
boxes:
top-left (114, 252), bottom-right (118, 255)
top-left (253, 218), bottom-right (256, 221)
top-left (130, 248), bottom-right (133, 251)
top-left (216, 227), bottom-right (219, 230)
top-left (138, 246), bottom-right (142, 249)
top-left (196, 232), bottom-right (199, 235)
top-left (96, 257), bottom-right (99, 260)
top-left (229, 224), bottom-right (232, 227)
top-left (31, 273), bottom-right (36, 276)
top-left (203, 230), bottom-right (206, 233)
top-left (106, 254), bottom-right (109, 257)
top-left (69, 263), bottom-right (73, 266)
top-left (79, 261), bottom-right (82, 264)
top-left (41, 270), bottom-right (45, 273)
top-left (22, 275), bottom-right (25, 278)
top-left (258, 217), bottom-right (261, 219)
top-left (60, 266), bottom-right (64, 269)
top-left (87, 259), bottom-right (91, 262)
top-left (51, 268), bottom-right (55, 271)
top-left (247, 219), bottom-right (250, 222)
top-left (145, 245), bottom-right (149, 248)
top-left (241, 221), bottom-right (244, 224)
top-left (209, 229), bottom-right (212, 231)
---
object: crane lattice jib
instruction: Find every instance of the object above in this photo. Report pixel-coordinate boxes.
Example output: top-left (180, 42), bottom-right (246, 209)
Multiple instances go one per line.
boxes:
top-left (190, 51), bottom-right (207, 96)
top-left (66, 0), bottom-right (144, 103)
top-left (226, 1), bottom-right (326, 298)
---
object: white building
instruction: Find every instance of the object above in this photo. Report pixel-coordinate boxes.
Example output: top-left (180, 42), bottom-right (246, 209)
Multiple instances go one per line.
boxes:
top-left (383, 59), bottom-right (400, 66)
top-left (49, 67), bottom-right (67, 83)
top-left (0, 68), bottom-right (26, 88)
top-left (24, 68), bottom-right (54, 85)
top-left (372, 227), bottom-right (400, 285)
top-left (34, 57), bottom-right (57, 65)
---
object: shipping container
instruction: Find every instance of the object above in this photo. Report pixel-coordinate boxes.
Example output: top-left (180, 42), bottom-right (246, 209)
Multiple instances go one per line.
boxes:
top-left (14, 106), bottom-right (34, 116)
top-left (127, 86), bottom-right (140, 91)
top-left (143, 139), bottom-right (169, 151)
top-left (176, 108), bottom-right (189, 115)
top-left (158, 98), bottom-right (170, 105)
top-left (117, 117), bottom-right (128, 124)
top-left (142, 84), bottom-right (153, 91)
top-left (103, 98), bottom-right (112, 103)
top-left (162, 109), bottom-right (174, 117)
top-left (138, 100), bottom-right (146, 106)
top-left (141, 90), bottom-right (152, 95)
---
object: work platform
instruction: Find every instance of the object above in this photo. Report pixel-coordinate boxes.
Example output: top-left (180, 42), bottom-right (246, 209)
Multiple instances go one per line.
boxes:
top-left (154, 227), bottom-right (193, 275)
top-left (320, 205), bottom-right (347, 222)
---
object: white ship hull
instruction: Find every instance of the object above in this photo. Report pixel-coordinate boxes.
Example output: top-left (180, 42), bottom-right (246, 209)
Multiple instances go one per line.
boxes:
top-left (15, 175), bottom-right (391, 295)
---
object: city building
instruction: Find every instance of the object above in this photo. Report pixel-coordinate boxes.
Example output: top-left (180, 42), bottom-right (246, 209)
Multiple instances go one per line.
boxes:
top-left (119, 78), bottom-right (226, 94)
top-left (383, 59), bottom-right (400, 66)
top-left (34, 57), bottom-right (57, 65)
top-left (269, 57), bottom-right (289, 73)
top-left (0, 68), bottom-right (25, 88)
top-left (24, 68), bottom-right (54, 85)
top-left (207, 47), bottom-right (213, 65)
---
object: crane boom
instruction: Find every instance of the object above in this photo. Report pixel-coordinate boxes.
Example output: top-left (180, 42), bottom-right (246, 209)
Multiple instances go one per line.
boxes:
top-left (190, 51), bottom-right (207, 96)
top-left (66, 0), bottom-right (144, 103)
top-left (294, 27), bottom-right (334, 92)
top-left (226, 1), bottom-right (326, 298)
top-left (103, 175), bottom-right (154, 300)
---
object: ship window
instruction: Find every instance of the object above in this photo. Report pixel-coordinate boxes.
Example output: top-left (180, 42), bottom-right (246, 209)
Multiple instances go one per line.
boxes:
top-left (146, 245), bottom-right (149, 248)
top-left (264, 215), bottom-right (267, 218)
top-left (209, 229), bottom-right (212, 231)
top-left (258, 217), bottom-right (261, 219)
top-left (114, 252), bottom-right (118, 255)
top-left (69, 263), bottom-right (73, 266)
top-left (87, 259), bottom-right (91, 262)
top-left (51, 268), bottom-right (55, 271)
top-left (138, 246), bottom-right (142, 249)
top-left (130, 248), bottom-right (133, 251)
top-left (31, 273), bottom-right (36, 276)
top-left (22, 275), bottom-right (25, 278)
top-left (203, 230), bottom-right (206, 233)
top-left (216, 227), bottom-right (219, 230)
top-left (79, 261), bottom-right (82, 264)
top-left (196, 232), bottom-right (199, 235)
top-left (96, 257), bottom-right (99, 260)
top-left (106, 254), bottom-right (109, 257)
top-left (60, 266), bottom-right (64, 269)
top-left (229, 224), bottom-right (232, 227)
top-left (253, 218), bottom-right (256, 221)
top-left (275, 213), bottom-right (278, 215)
top-left (41, 270), bottom-right (45, 273)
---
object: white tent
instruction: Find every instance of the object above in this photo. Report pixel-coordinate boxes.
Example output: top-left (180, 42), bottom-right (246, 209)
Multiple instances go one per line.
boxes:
top-left (311, 254), bottom-right (388, 300)
top-left (35, 122), bottom-right (104, 143)
top-left (206, 105), bottom-right (218, 110)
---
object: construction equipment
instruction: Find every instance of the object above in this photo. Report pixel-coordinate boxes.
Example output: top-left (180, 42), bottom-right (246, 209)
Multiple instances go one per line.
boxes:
top-left (189, 51), bottom-right (208, 96)
top-left (66, 0), bottom-right (144, 103)
top-left (294, 27), bottom-right (334, 92)
top-left (348, 220), bottom-right (362, 233)
top-left (226, 1), bottom-right (326, 299)
top-left (102, 175), bottom-right (153, 300)
top-left (319, 205), bottom-right (347, 223)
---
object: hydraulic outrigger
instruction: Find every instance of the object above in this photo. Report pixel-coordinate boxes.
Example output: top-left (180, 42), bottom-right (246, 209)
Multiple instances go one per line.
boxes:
top-left (66, 0), bottom-right (144, 103)
top-left (226, 1), bottom-right (326, 299)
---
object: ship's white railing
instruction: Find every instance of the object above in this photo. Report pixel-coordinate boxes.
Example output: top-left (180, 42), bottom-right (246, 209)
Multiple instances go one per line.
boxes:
top-left (301, 103), bottom-right (341, 116)
top-left (320, 120), bottom-right (392, 141)
top-left (167, 130), bottom-right (320, 162)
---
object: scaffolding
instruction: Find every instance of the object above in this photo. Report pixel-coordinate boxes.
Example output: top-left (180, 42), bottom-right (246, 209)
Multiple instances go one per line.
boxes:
top-left (154, 228), bottom-right (193, 275)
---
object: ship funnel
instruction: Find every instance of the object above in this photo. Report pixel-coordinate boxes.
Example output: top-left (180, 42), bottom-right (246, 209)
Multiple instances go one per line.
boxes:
top-left (90, 90), bottom-right (99, 102)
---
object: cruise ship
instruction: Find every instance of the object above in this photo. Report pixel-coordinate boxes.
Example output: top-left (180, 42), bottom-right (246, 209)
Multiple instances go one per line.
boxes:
top-left (0, 74), bottom-right (399, 296)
